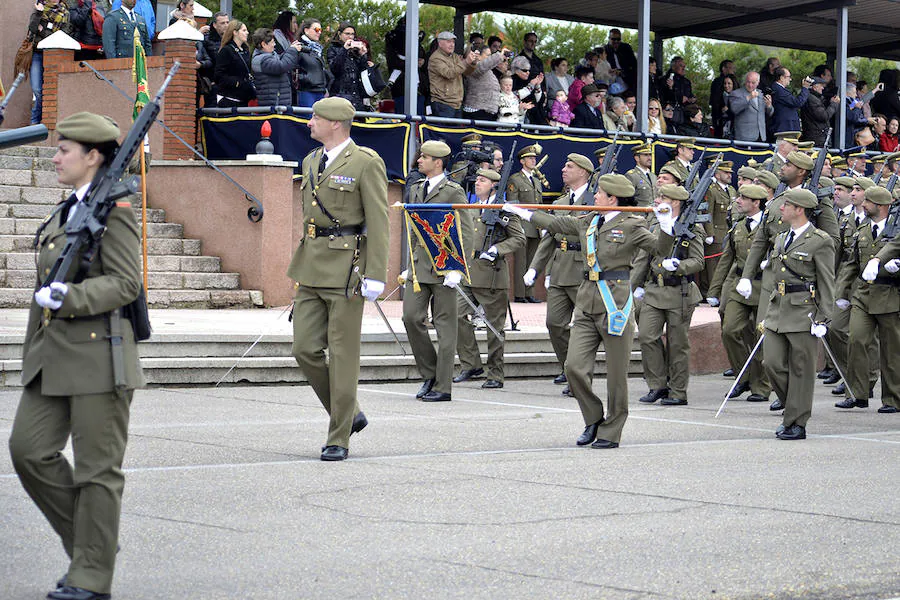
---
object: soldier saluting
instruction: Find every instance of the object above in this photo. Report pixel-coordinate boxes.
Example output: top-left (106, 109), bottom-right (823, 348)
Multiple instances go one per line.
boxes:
top-left (288, 97), bottom-right (390, 461)
top-left (9, 112), bottom-right (145, 600)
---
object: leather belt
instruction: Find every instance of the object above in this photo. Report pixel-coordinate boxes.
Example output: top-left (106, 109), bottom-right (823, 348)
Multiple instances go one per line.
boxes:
top-left (307, 223), bottom-right (364, 239)
top-left (584, 269), bottom-right (630, 281)
top-left (866, 276), bottom-right (900, 287)
top-left (555, 239), bottom-right (582, 252)
top-left (736, 263), bottom-right (763, 280)
top-left (656, 274), bottom-right (686, 286)
top-left (777, 281), bottom-right (814, 295)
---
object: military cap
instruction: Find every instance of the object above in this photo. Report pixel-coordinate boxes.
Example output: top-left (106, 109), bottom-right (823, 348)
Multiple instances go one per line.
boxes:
top-left (658, 183), bottom-right (689, 201)
top-left (833, 176), bottom-right (856, 189)
top-left (819, 176), bottom-right (834, 188)
top-left (786, 150), bottom-right (814, 171)
top-left (737, 166), bottom-right (758, 179)
top-left (885, 151), bottom-right (900, 163)
top-left (865, 186), bottom-right (892, 205)
top-left (854, 177), bottom-right (875, 190)
top-left (593, 145), bottom-right (610, 158)
top-left (797, 141), bottom-right (815, 150)
top-left (755, 170), bottom-right (779, 190)
top-left (775, 131), bottom-right (801, 141)
top-left (783, 188), bottom-right (817, 208)
top-left (581, 83), bottom-right (601, 96)
top-left (746, 158), bottom-right (760, 168)
top-left (847, 150), bottom-right (867, 159)
top-left (476, 168), bottom-right (500, 182)
top-left (871, 154), bottom-right (886, 165)
top-left (738, 184), bottom-right (767, 200)
top-left (57, 112), bottom-right (120, 144)
top-left (420, 140), bottom-right (452, 158)
top-left (716, 160), bottom-right (734, 173)
top-left (566, 152), bottom-right (594, 173)
top-left (312, 97), bottom-right (355, 121)
top-left (518, 144), bottom-right (540, 159)
top-left (461, 133), bottom-right (483, 145)
top-left (675, 137), bottom-right (696, 149)
top-left (597, 173), bottom-right (635, 198)
top-left (631, 143), bottom-right (652, 155)
top-left (659, 163), bottom-right (684, 183)
top-left (831, 156), bottom-right (848, 167)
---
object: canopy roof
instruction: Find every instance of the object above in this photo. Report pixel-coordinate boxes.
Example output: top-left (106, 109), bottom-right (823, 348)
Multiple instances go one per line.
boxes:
top-left (443, 0), bottom-right (900, 62)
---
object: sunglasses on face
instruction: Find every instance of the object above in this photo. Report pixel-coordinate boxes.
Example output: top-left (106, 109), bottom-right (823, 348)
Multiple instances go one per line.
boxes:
top-left (312, 26), bottom-right (322, 32)
top-left (611, 38), bottom-right (621, 41)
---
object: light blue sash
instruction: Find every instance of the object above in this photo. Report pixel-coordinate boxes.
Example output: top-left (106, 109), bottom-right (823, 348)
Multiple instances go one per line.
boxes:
top-left (585, 214), bottom-right (632, 336)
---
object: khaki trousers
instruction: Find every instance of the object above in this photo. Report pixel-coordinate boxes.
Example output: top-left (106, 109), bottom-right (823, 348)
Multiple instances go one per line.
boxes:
top-left (764, 330), bottom-right (817, 427)
top-left (638, 303), bottom-right (696, 399)
top-left (847, 308), bottom-right (899, 408)
top-left (456, 285), bottom-right (507, 381)
top-left (402, 281), bottom-right (458, 393)
top-left (722, 299), bottom-right (771, 396)
top-left (546, 285), bottom-right (578, 372)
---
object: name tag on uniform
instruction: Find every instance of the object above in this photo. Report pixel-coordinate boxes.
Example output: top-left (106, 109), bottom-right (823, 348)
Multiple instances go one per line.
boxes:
top-left (331, 175), bottom-right (355, 185)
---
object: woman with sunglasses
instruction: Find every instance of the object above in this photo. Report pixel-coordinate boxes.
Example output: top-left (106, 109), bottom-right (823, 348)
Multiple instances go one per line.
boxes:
top-left (295, 17), bottom-right (333, 107)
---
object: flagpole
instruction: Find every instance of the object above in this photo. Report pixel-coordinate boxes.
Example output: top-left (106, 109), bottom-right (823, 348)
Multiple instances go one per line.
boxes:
top-left (140, 143), bottom-right (148, 294)
top-left (392, 202), bottom-right (657, 212)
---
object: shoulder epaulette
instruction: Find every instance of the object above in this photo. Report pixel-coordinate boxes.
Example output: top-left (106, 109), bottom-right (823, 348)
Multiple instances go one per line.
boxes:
top-left (358, 146), bottom-right (378, 158)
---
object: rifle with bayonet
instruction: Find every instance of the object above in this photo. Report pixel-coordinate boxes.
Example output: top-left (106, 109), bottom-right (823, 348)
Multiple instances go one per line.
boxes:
top-left (684, 146), bottom-right (707, 189)
top-left (670, 154), bottom-right (720, 259)
top-left (881, 173), bottom-right (900, 240)
top-left (587, 132), bottom-right (622, 195)
top-left (478, 140), bottom-right (518, 259)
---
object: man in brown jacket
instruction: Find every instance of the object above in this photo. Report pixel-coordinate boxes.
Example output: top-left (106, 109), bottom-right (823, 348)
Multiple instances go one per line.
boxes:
top-left (427, 31), bottom-right (477, 118)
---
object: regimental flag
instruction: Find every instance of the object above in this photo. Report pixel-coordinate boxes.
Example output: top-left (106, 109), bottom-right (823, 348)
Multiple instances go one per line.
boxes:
top-left (132, 27), bottom-right (150, 121)
top-left (404, 208), bottom-right (470, 291)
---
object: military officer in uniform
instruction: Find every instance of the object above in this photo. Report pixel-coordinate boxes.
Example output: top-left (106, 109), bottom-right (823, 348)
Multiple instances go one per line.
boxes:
top-left (625, 143), bottom-right (657, 207)
top-left (762, 188), bottom-right (835, 439)
top-left (700, 158), bottom-right (736, 297)
top-left (707, 184), bottom-right (771, 402)
top-left (9, 112), bottom-right (145, 600)
top-left (846, 152), bottom-right (867, 178)
top-left (401, 140), bottom-right (473, 402)
top-left (633, 184), bottom-right (705, 406)
top-left (525, 153), bottom-right (595, 392)
top-left (454, 169), bottom-right (525, 389)
top-left (837, 186), bottom-right (900, 413)
top-left (504, 174), bottom-right (668, 448)
top-left (737, 165), bottom-right (757, 188)
top-left (656, 163), bottom-right (684, 188)
top-left (506, 144), bottom-right (545, 302)
top-left (662, 137), bottom-right (695, 183)
top-left (288, 97), bottom-right (390, 461)
top-left (768, 131), bottom-right (800, 176)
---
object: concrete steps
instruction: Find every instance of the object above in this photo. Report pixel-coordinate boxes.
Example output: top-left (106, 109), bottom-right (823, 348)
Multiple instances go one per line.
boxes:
top-left (0, 146), bottom-right (264, 309)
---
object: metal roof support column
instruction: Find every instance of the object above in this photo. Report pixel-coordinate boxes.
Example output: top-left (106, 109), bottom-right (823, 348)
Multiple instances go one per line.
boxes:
top-left (637, 0), bottom-right (651, 133)
top-left (836, 5), bottom-right (849, 149)
top-left (403, 0), bottom-right (420, 117)
top-left (454, 11), bottom-right (465, 54)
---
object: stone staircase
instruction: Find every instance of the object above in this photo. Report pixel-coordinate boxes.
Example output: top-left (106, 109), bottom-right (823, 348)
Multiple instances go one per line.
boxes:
top-left (0, 145), bottom-right (263, 308)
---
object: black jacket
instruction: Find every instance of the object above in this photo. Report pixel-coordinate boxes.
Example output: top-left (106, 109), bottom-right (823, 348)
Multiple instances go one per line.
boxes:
top-left (296, 40), bottom-right (332, 94)
top-left (571, 103), bottom-right (604, 130)
top-left (800, 90), bottom-right (838, 146)
top-left (327, 42), bottom-right (368, 110)
top-left (69, 0), bottom-right (102, 46)
top-left (215, 43), bottom-right (255, 103)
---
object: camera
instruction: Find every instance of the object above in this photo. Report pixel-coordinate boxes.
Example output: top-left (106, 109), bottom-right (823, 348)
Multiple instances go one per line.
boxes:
top-left (804, 76), bottom-right (814, 84)
top-left (503, 50), bottom-right (514, 58)
top-left (462, 148), bottom-right (493, 164)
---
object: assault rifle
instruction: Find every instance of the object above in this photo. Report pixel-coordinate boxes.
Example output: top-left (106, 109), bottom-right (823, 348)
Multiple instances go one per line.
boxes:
top-left (881, 173), bottom-right (900, 240)
top-left (42, 62), bottom-right (181, 339)
top-left (478, 140), bottom-right (518, 257)
top-left (0, 72), bottom-right (25, 126)
top-left (684, 146), bottom-right (707, 189)
top-left (670, 154), bottom-right (720, 259)
top-left (805, 128), bottom-right (831, 194)
top-left (587, 132), bottom-right (622, 195)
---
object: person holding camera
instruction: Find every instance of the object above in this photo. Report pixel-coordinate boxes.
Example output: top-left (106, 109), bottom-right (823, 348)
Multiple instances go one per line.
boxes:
top-left (326, 22), bottom-right (370, 112)
top-left (251, 28), bottom-right (301, 107)
top-left (295, 18), bottom-right (332, 108)
top-left (428, 31), bottom-right (478, 119)
top-left (770, 67), bottom-right (810, 134)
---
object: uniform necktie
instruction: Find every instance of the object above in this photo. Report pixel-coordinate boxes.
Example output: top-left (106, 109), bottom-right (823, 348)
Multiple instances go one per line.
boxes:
top-left (422, 180), bottom-right (430, 199)
top-left (318, 152), bottom-right (327, 175)
top-left (784, 230), bottom-right (795, 250)
top-left (596, 215), bottom-right (605, 228)
top-left (745, 218), bottom-right (752, 233)
top-left (528, 175), bottom-right (534, 187)
top-left (60, 193), bottom-right (78, 223)
top-left (872, 224), bottom-right (879, 239)
top-left (855, 216), bottom-right (860, 227)
top-left (568, 192), bottom-right (575, 205)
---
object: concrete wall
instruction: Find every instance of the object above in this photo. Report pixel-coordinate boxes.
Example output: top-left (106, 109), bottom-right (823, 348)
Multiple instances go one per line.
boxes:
top-left (2, 1), bottom-right (37, 128)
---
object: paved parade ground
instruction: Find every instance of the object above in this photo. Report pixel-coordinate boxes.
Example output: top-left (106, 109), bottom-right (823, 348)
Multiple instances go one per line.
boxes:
top-left (1, 374), bottom-right (898, 599)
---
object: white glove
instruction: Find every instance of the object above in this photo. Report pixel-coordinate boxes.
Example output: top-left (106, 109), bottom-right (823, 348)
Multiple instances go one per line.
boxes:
top-left (442, 270), bottom-right (462, 288)
top-left (735, 278), bottom-right (752, 299)
top-left (523, 268), bottom-right (537, 287)
top-left (704, 236), bottom-right (715, 245)
top-left (633, 286), bottom-right (645, 300)
top-left (759, 259), bottom-right (769, 270)
top-left (810, 322), bottom-right (827, 338)
top-left (34, 281), bottom-right (68, 310)
top-left (360, 278), bottom-right (385, 301)
top-left (398, 269), bottom-right (409, 285)
top-left (885, 258), bottom-right (900, 274)
top-left (653, 202), bottom-right (675, 235)
top-left (479, 246), bottom-right (499, 262)
top-left (862, 258), bottom-right (880, 282)
top-left (707, 297), bottom-right (720, 307)
top-left (544, 275), bottom-right (551, 289)
top-left (502, 204), bottom-right (533, 221)
top-left (835, 298), bottom-right (850, 310)
top-left (661, 258), bottom-right (680, 272)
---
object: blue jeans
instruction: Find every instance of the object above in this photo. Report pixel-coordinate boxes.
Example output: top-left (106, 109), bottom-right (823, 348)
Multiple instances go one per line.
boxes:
top-left (298, 90), bottom-right (325, 108)
top-left (30, 51), bottom-right (43, 124)
top-left (430, 101), bottom-right (461, 119)
top-left (393, 95), bottom-right (425, 115)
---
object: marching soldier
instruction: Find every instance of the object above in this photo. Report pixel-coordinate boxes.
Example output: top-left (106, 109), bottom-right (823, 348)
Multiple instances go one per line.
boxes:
top-left (707, 184), bottom-right (771, 402)
top-left (9, 112), bottom-right (145, 600)
top-left (846, 152), bottom-right (867, 178)
top-left (288, 97), bottom-right (390, 461)
top-left (633, 184), bottom-right (705, 406)
top-left (625, 143), bottom-right (657, 207)
top-left (700, 157), bottom-right (736, 297)
top-left (737, 165), bottom-right (757, 188)
top-left (762, 188), bottom-right (835, 440)
top-left (836, 186), bottom-right (900, 413)
top-left (656, 163), bottom-right (685, 188)
top-left (662, 137), bottom-right (695, 183)
top-left (525, 153), bottom-right (595, 392)
top-left (768, 131), bottom-right (800, 176)
top-left (506, 144), bottom-right (545, 303)
top-left (401, 140), bottom-right (473, 402)
top-left (454, 169), bottom-right (525, 389)
top-left (504, 175), bottom-right (668, 448)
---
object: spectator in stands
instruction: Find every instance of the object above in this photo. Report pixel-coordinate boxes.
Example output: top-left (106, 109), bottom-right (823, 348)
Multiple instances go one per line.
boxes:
top-left (648, 57), bottom-right (663, 100)
top-left (718, 75), bottom-right (738, 139)
top-left (26, 0), bottom-right (69, 125)
top-left (710, 59), bottom-right (735, 138)
top-left (800, 76), bottom-right (839, 146)
top-left (571, 83), bottom-right (604, 129)
top-left (102, 0), bottom-right (151, 59)
top-left (730, 71), bottom-right (772, 143)
top-left (198, 12), bottom-right (228, 107)
top-left (463, 46), bottom-right (506, 121)
top-left (510, 55), bottom-right (547, 124)
top-left (758, 57), bottom-right (781, 94)
top-left (326, 22), bottom-right (369, 111)
top-left (272, 10), bottom-right (298, 51)
top-left (295, 18), bottom-right (332, 107)
top-left (428, 31), bottom-right (477, 118)
top-left (110, 0), bottom-right (155, 40)
top-left (647, 98), bottom-right (667, 135)
top-left (872, 113), bottom-right (887, 143)
top-left (68, 0), bottom-right (103, 60)
top-left (871, 69), bottom-right (900, 122)
top-left (518, 31), bottom-right (547, 124)
top-left (661, 56), bottom-right (696, 124)
top-left (169, 0), bottom-right (197, 27)
top-left (846, 81), bottom-right (874, 140)
top-left (856, 126), bottom-right (878, 151)
top-left (593, 48), bottom-right (615, 86)
top-left (520, 31), bottom-right (544, 79)
top-left (603, 96), bottom-right (629, 132)
top-left (251, 28), bottom-right (300, 106)
top-left (469, 32), bottom-right (484, 50)
top-left (549, 89), bottom-right (574, 127)
top-left (605, 28), bottom-right (637, 91)
top-left (214, 20), bottom-right (254, 108)
top-left (385, 16), bottom-right (426, 114)
top-left (770, 66), bottom-right (809, 134)
top-left (881, 116), bottom-right (900, 152)
top-left (567, 65), bottom-right (594, 112)
top-left (678, 104), bottom-right (708, 137)
top-left (856, 80), bottom-right (880, 120)
top-left (546, 57), bottom-right (574, 110)
top-left (497, 75), bottom-right (532, 124)
top-left (623, 92), bottom-right (637, 131)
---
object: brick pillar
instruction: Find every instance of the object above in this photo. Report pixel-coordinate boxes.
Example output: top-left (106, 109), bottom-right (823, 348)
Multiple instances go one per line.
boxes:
top-left (162, 40), bottom-right (199, 160)
top-left (41, 49), bottom-right (75, 132)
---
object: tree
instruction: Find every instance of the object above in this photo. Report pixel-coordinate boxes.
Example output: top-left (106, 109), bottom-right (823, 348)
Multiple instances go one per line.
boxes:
top-left (231, 0), bottom-right (290, 32)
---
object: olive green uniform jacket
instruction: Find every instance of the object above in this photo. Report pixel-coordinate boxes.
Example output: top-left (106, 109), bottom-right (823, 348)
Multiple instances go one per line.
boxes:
top-left (625, 166), bottom-right (657, 207)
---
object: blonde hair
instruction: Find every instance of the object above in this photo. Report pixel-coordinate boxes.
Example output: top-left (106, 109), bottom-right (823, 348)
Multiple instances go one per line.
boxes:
top-left (221, 19), bottom-right (247, 49)
top-left (648, 99), bottom-right (666, 134)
